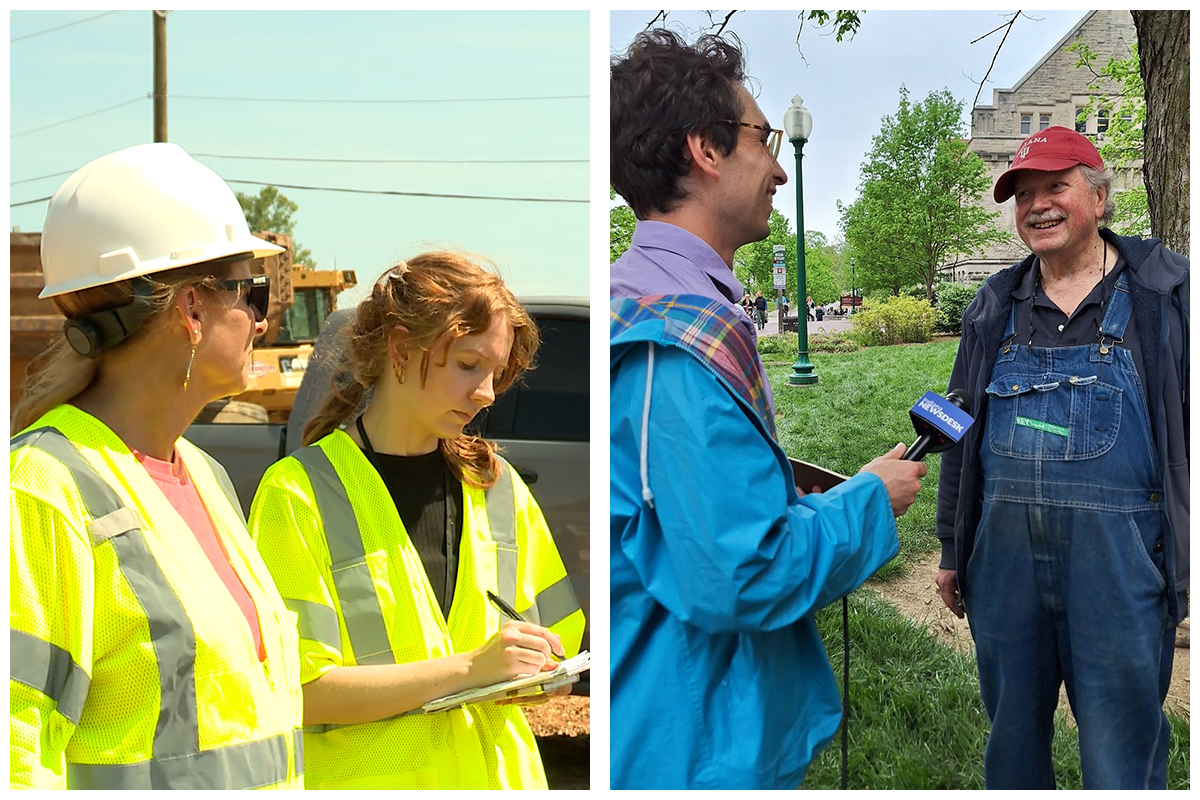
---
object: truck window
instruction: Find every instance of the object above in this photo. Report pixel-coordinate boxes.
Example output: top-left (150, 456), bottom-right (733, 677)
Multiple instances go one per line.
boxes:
top-left (476, 316), bottom-right (588, 442)
top-left (278, 288), bottom-right (331, 345)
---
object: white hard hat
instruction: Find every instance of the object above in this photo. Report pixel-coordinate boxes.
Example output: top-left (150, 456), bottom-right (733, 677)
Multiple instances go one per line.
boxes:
top-left (39, 142), bottom-right (285, 298)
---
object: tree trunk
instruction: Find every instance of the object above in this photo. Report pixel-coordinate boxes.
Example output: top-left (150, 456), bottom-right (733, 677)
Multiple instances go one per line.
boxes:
top-left (1132, 11), bottom-right (1189, 256)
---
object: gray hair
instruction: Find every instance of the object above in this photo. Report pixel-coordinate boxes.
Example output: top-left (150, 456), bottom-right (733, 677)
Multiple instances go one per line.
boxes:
top-left (1078, 164), bottom-right (1117, 228)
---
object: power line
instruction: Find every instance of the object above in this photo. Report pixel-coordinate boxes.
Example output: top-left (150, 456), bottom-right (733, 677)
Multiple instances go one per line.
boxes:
top-left (11, 196), bottom-right (53, 208)
top-left (11, 11), bottom-right (122, 42)
top-left (194, 153), bottom-right (587, 165)
top-left (13, 154), bottom-right (586, 189)
top-left (11, 96), bottom-right (146, 139)
top-left (172, 93), bottom-right (587, 104)
top-left (11, 170), bottom-right (75, 186)
top-left (225, 180), bottom-right (586, 204)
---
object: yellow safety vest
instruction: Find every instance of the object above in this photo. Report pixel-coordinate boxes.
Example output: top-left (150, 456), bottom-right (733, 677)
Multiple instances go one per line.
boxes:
top-left (248, 429), bottom-right (585, 790)
top-left (9, 405), bottom-right (305, 790)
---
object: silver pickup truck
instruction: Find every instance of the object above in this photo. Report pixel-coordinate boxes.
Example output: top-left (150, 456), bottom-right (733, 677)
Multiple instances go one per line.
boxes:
top-left (185, 296), bottom-right (590, 691)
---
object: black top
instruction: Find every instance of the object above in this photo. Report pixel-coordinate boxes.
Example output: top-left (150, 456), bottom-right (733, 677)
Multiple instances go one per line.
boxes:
top-left (1009, 252), bottom-right (1147, 392)
top-left (356, 418), bottom-right (462, 619)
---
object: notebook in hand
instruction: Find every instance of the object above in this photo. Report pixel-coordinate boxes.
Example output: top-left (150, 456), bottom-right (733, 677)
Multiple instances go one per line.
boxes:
top-left (421, 650), bottom-right (592, 713)
top-left (789, 457), bottom-right (848, 494)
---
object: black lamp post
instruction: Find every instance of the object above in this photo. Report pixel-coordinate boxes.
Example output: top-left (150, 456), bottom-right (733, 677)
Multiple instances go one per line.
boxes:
top-left (784, 95), bottom-right (817, 386)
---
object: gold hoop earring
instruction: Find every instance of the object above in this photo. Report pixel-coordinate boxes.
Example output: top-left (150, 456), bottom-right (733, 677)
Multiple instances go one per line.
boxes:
top-left (183, 345), bottom-right (196, 391)
top-left (394, 362), bottom-right (406, 385)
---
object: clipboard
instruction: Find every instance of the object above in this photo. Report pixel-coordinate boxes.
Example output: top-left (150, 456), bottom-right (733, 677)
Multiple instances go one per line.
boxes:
top-left (789, 457), bottom-right (849, 493)
top-left (420, 651), bottom-right (591, 713)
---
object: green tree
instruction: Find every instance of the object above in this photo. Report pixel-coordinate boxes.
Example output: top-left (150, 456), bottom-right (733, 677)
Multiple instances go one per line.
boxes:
top-left (610, 186), bottom-right (636, 262)
top-left (734, 209), bottom-right (840, 306)
top-left (1068, 39), bottom-right (1149, 236)
top-left (236, 186), bottom-right (316, 268)
top-left (839, 87), bottom-right (1005, 299)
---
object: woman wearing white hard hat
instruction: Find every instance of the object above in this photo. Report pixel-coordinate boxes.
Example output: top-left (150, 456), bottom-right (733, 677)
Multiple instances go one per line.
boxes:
top-left (10, 143), bottom-right (304, 789)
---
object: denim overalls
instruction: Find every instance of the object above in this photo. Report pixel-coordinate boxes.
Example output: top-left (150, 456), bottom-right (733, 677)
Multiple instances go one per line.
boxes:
top-left (965, 271), bottom-right (1174, 789)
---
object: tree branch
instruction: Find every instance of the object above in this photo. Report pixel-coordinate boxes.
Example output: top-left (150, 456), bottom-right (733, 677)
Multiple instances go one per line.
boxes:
top-left (643, 10), bottom-right (667, 31)
top-left (971, 11), bottom-right (1021, 111)
top-left (711, 10), bottom-right (738, 37)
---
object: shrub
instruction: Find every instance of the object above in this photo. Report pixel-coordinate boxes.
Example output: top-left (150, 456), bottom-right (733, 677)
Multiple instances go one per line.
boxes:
top-left (757, 332), bottom-right (797, 356)
top-left (934, 281), bottom-right (983, 334)
top-left (850, 295), bottom-right (943, 347)
top-left (808, 329), bottom-right (859, 353)
top-left (757, 330), bottom-right (859, 357)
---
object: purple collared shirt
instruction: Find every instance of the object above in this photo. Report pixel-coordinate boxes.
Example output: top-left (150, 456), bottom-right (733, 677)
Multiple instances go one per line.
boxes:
top-left (611, 219), bottom-right (775, 413)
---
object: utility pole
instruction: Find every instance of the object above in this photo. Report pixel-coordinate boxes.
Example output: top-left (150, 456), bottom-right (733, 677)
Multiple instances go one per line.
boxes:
top-left (153, 10), bottom-right (167, 142)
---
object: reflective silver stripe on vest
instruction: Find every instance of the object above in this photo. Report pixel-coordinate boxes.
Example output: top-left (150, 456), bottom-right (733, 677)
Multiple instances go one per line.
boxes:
top-left (10, 628), bottom-right (90, 725)
top-left (12, 427), bottom-right (296, 789)
top-left (485, 461), bottom-right (519, 610)
top-left (284, 598), bottom-right (341, 650)
top-left (291, 445), bottom-right (395, 666)
top-left (522, 574), bottom-right (582, 629)
top-left (191, 445), bottom-right (248, 527)
top-left (67, 731), bottom-right (292, 790)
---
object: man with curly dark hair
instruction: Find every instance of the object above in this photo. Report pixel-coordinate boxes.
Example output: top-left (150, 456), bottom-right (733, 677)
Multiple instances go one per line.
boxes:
top-left (609, 29), bottom-right (926, 789)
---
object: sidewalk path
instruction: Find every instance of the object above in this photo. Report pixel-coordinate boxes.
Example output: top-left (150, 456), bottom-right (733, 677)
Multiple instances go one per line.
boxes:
top-left (756, 312), bottom-right (853, 337)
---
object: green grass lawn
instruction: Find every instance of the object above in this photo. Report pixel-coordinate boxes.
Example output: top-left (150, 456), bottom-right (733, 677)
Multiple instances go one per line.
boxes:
top-left (759, 337), bottom-right (1190, 789)
top-left (764, 338), bottom-right (959, 578)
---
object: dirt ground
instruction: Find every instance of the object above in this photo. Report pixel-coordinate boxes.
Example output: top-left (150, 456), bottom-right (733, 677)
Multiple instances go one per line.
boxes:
top-left (867, 551), bottom-right (1190, 719)
top-left (524, 695), bottom-right (590, 789)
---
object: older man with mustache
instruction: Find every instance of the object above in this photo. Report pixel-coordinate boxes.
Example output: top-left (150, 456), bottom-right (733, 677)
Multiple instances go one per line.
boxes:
top-left (935, 126), bottom-right (1189, 789)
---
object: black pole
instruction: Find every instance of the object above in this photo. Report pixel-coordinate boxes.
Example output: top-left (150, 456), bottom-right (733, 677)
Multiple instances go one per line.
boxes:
top-left (841, 595), bottom-right (849, 789)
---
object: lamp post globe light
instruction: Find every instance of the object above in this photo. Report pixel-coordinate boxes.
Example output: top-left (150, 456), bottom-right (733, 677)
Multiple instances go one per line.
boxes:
top-left (783, 95), bottom-right (817, 386)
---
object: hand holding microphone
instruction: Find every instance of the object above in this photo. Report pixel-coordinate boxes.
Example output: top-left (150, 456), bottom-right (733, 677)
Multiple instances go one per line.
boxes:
top-left (855, 390), bottom-right (975, 518)
top-left (858, 443), bottom-right (926, 517)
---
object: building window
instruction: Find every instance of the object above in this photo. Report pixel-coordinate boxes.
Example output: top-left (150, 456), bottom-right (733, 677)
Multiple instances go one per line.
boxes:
top-left (1075, 108), bottom-right (1087, 133)
top-left (1039, 114), bottom-right (1051, 131)
top-left (1098, 108), bottom-right (1109, 134)
top-left (1121, 111), bottom-right (1133, 126)
top-left (1020, 114), bottom-right (1031, 135)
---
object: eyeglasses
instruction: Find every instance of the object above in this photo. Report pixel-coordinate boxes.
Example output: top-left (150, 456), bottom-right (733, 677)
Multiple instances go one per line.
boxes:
top-left (719, 120), bottom-right (784, 160)
top-left (218, 275), bottom-right (271, 322)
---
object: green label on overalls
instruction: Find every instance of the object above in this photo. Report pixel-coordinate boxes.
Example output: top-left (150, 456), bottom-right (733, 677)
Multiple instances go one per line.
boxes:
top-left (1016, 416), bottom-right (1070, 437)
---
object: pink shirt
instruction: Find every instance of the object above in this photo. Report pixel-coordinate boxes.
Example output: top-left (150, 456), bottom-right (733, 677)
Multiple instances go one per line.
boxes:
top-left (135, 449), bottom-right (265, 661)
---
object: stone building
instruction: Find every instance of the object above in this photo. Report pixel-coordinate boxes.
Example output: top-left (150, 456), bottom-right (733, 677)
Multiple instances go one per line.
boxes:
top-left (946, 10), bottom-right (1138, 283)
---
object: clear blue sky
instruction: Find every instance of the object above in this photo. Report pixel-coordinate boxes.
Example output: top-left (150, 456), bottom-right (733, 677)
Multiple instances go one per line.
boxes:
top-left (10, 10), bottom-right (589, 307)
top-left (610, 10), bottom-right (1096, 245)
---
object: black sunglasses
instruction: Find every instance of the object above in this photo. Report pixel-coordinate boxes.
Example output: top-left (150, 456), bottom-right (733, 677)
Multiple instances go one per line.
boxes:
top-left (217, 275), bottom-right (271, 322)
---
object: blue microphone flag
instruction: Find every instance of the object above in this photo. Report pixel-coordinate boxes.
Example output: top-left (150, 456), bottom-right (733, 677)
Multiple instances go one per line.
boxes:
top-left (910, 391), bottom-right (975, 442)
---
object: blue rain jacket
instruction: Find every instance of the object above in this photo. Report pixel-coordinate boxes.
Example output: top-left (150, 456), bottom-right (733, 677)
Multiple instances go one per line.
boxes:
top-left (610, 298), bottom-right (900, 789)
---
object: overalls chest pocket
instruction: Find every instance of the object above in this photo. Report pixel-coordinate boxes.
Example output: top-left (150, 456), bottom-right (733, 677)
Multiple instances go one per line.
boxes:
top-left (985, 370), bottom-right (1123, 461)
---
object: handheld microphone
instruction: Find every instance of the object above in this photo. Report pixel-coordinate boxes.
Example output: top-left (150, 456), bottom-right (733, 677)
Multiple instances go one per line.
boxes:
top-left (902, 389), bottom-right (975, 462)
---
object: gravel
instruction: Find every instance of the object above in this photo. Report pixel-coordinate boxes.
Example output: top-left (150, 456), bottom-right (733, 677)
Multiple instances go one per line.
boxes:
top-left (525, 696), bottom-right (590, 789)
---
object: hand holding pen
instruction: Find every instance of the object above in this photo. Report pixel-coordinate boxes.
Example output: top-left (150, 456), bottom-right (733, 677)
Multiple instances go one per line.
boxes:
top-left (487, 590), bottom-right (563, 663)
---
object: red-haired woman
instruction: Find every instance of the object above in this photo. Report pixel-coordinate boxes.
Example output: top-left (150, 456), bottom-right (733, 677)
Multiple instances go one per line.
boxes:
top-left (248, 254), bottom-right (585, 789)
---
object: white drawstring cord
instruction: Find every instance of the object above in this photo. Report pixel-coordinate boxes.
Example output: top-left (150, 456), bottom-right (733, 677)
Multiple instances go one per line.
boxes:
top-left (640, 343), bottom-right (656, 508)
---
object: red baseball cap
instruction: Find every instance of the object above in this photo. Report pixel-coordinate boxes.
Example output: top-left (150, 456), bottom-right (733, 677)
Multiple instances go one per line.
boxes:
top-left (993, 126), bottom-right (1104, 202)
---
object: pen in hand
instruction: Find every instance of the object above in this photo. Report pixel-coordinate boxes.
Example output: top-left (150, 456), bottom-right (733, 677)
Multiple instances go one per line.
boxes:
top-left (486, 590), bottom-right (562, 662)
